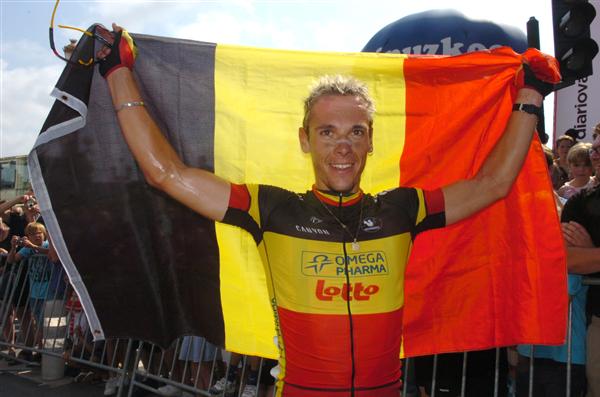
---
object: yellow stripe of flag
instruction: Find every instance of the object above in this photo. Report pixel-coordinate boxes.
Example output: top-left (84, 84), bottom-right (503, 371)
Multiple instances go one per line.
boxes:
top-left (213, 44), bottom-right (408, 357)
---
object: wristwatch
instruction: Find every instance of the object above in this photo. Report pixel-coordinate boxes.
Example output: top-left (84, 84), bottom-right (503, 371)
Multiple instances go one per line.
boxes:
top-left (512, 103), bottom-right (542, 120)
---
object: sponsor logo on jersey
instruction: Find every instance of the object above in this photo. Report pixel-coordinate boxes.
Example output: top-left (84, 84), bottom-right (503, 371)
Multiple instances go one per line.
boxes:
top-left (301, 251), bottom-right (388, 277)
top-left (315, 279), bottom-right (380, 301)
top-left (310, 216), bottom-right (323, 224)
top-left (303, 254), bottom-right (334, 275)
top-left (362, 217), bottom-right (382, 232)
top-left (295, 225), bottom-right (331, 235)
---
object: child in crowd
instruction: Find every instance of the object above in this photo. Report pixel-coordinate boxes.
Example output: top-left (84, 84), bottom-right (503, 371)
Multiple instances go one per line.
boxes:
top-left (6, 221), bottom-right (51, 355)
top-left (558, 143), bottom-right (595, 199)
top-left (551, 135), bottom-right (576, 190)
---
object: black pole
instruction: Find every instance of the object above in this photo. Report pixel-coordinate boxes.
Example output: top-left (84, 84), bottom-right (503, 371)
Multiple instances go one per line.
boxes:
top-left (527, 16), bottom-right (548, 144)
top-left (527, 17), bottom-right (540, 49)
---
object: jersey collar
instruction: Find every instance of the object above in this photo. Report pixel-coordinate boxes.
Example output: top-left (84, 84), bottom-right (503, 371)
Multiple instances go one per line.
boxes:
top-left (312, 185), bottom-right (364, 207)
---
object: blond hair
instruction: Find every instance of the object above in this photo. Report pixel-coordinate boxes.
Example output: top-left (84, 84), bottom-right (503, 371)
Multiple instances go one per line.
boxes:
top-left (302, 75), bottom-right (375, 132)
top-left (24, 222), bottom-right (46, 239)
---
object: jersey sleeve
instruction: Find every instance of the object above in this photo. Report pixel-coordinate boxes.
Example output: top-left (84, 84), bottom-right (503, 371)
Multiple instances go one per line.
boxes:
top-left (221, 183), bottom-right (263, 245)
top-left (413, 188), bottom-right (446, 236)
top-left (378, 186), bottom-right (446, 237)
top-left (220, 183), bottom-right (296, 245)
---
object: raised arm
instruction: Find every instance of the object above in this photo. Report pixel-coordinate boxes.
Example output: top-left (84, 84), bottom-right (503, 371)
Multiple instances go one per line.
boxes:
top-left (7, 236), bottom-right (21, 264)
top-left (442, 56), bottom-right (558, 225)
top-left (98, 25), bottom-right (230, 221)
top-left (442, 88), bottom-right (542, 225)
top-left (0, 195), bottom-right (28, 218)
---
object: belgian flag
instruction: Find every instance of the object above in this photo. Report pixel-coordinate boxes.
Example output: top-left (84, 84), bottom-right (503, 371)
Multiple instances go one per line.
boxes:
top-left (30, 30), bottom-right (566, 358)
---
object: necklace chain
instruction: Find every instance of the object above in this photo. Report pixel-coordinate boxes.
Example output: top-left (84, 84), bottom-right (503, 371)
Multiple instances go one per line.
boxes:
top-left (317, 195), bottom-right (364, 252)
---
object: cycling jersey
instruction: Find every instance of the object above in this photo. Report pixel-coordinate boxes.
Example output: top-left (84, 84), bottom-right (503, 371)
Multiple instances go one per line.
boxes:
top-left (222, 184), bottom-right (445, 397)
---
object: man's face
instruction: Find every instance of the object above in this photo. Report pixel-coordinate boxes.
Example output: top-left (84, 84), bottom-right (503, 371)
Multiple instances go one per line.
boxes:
top-left (299, 95), bottom-right (372, 193)
top-left (591, 135), bottom-right (600, 174)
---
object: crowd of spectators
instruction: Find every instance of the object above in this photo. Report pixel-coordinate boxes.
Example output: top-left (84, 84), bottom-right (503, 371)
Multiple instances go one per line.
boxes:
top-left (1, 122), bottom-right (599, 397)
top-left (0, 192), bottom-right (62, 362)
top-left (0, 192), bottom-right (279, 397)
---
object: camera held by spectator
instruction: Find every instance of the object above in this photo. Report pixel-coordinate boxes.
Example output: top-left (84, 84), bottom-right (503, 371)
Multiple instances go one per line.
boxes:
top-left (25, 197), bottom-right (37, 211)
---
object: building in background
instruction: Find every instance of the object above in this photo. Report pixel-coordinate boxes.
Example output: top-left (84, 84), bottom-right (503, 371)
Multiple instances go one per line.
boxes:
top-left (0, 155), bottom-right (30, 202)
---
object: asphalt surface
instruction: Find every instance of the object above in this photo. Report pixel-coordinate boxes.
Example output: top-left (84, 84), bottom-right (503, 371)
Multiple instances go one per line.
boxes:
top-left (0, 361), bottom-right (106, 397)
top-left (0, 358), bottom-right (161, 397)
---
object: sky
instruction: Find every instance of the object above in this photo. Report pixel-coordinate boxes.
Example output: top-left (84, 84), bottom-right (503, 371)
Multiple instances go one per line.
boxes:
top-left (0, 0), bottom-right (556, 158)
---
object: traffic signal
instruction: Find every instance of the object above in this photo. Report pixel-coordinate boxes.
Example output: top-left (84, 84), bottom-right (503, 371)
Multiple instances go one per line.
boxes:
top-left (552, 0), bottom-right (599, 87)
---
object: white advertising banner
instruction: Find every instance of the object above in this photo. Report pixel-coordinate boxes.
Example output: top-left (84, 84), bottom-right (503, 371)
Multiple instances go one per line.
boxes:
top-left (554, 0), bottom-right (600, 143)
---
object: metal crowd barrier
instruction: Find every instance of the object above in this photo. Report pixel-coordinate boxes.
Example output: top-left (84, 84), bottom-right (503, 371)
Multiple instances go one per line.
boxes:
top-left (0, 254), bottom-right (278, 397)
top-left (0, 254), bottom-right (597, 397)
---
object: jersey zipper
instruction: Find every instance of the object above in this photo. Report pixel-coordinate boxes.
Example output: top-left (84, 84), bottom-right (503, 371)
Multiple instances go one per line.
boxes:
top-left (338, 193), bottom-right (356, 397)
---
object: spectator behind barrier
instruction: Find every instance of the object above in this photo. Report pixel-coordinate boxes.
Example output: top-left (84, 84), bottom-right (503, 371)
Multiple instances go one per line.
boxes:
top-left (591, 132), bottom-right (600, 187)
top-left (0, 194), bottom-right (43, 243)
top-left (0, 219), bottom-right (10, 254)
top-left (208, 352), bottom-right (276, 397)
top-left (0, 225), bottom-right (35, 362)
top-left (541, 146), bottom-right (566, 213)
top-left (557, 143), bottom-right (594, 199)
top-left (561, 133), bottom-right (600, 397)
top-left (6, 222), bottom-right (51, 356)
top-left (0, 219), bottom-right (16, 359)
top-left (157, 336), bottom-right (219, 396)
top-left (551, 135), bottom-right (575, 190)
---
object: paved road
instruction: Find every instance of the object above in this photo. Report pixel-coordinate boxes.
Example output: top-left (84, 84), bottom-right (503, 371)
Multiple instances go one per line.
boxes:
top-left (0, 359), bottom-right (158, 397)
top-left (0, 365), bottom-right (106, 397)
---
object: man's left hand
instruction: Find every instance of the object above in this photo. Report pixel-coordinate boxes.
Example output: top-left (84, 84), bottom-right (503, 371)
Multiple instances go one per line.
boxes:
top-left (518, 48), bottom-right (561, 97)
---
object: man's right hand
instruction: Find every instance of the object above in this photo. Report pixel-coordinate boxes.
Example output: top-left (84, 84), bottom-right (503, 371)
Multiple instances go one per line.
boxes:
top-left (102, 26), bottom-right (230, 222)
top-left (96, 23), bottom-right (137, 78)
